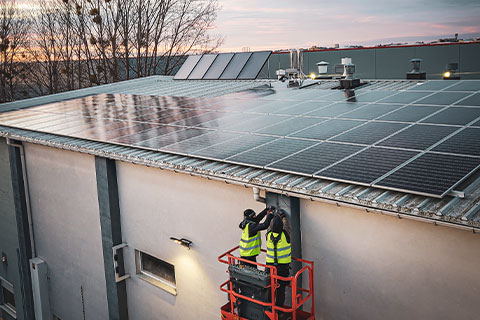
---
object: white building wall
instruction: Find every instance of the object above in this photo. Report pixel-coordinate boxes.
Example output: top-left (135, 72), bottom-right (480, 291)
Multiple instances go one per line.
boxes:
top-left (301, 199), bottom-right (480, 320)
top-left (116, 162), bottom-right (265, 320)
top-left (24, 143), bottom-right (109, 320)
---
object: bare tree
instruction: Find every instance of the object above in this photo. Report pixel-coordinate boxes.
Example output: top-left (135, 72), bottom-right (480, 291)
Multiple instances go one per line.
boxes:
top-left (0, 0), bottom-right (30, 102)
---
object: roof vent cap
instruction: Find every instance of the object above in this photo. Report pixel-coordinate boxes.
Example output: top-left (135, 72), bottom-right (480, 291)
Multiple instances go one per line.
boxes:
top-left (316, 61), bottom-right (329, 75)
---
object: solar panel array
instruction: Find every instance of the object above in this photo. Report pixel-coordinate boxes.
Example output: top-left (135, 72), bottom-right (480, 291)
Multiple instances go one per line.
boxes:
top-left (173, 51), bottom-right (271, 80)
top-left (1, 80), bottom-right (480, 198)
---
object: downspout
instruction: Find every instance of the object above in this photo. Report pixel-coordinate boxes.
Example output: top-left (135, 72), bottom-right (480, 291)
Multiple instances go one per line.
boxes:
top-left (6, 138), bottom-right (36, 257)
top-left (253, 187), bottom-right (266, 203)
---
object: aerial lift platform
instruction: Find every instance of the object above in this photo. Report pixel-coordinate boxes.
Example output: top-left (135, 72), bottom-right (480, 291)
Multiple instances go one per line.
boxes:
top-left (218, 246), bottom-right (315, 320)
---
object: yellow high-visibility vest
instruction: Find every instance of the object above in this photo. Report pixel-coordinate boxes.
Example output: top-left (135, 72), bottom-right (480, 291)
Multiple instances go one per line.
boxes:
top-left (266, 232), bottom-right (291, 264)
top-left (239, 223), bottom-right (261, 257)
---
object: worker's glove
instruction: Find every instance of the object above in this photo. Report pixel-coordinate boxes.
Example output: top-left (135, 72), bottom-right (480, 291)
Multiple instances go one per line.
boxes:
top-left (267, 205), bottom-right (275, 213)
top-left (279, 211), bottom-right (286, 218)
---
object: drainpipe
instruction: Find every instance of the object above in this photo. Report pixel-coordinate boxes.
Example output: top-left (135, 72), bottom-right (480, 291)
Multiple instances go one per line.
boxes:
top-left (6, 138), bottom-right (36, 257)
top-left (253, 187), bottom-right (266, 203)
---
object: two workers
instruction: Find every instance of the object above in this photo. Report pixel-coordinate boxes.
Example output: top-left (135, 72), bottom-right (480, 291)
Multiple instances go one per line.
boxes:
top-left (238, 206), bottom-right (291, 308)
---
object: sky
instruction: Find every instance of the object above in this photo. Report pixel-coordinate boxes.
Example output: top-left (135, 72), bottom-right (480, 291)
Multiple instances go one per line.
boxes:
top-left (17, 0), bottom-right (480, 52)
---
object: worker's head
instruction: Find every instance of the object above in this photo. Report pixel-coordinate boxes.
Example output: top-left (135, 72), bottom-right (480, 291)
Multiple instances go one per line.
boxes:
top-left (243, 209), bottom-right (255, 219)
top-left (272, 216), bottom-right (283, 233)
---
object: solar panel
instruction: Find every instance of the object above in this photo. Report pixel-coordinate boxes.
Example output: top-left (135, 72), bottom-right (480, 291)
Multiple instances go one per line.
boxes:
top-left (227, 138), bottom-right (317, 167)
top-left (379, 91), bottom-right (432, 104)
top-left (272, 101), bottom-right (333, 115)
top-left (194, 134), bottom-right (275, 159)
top-left (331, 122), bottom-right (408, 145)
top-left (291, 119), bottom-right (365, 140)
top-left (340, 103), bottom-right (402, 120)
top-left (203, 53), bottom-right (234, 80)
top-left (420, 107), bottom-right (480, 125)
top-left (188, 54), bottom-right (218, 80)
top-left (408, 81), bottom-right (454, 91)
top-left (378, 105), bottom-right (442, 122)
top-left (267, 142), bottom-right (364, 175)
top-left (305, 102), bottom-right (366, 117)
top-left (473, 119), bottom-right (480, 127)
top-left (432, 128), bottom-right (480, 156)
top-left (455, 93), bottom-right (480, 106)
top-left (443, 81), bottom-right (480, 92)
top-left (219, 52), bottom-right (252, 80)
top-left (237, 51), bottom-right (271, 80)
top-left (173, 55), bottom-right (202, 80)
top-left (413, 92), bottom-right (471, 105)
top-left (255, 117), bottom-right (324, 136)
top-left (317, 147), bottom-right (419, 184)
top-left (378, 124), bottom-right (457, 150)
top-left (375, 153), bottom-right (480, 197)
top-left (1, 81), bottom-right (480, 199)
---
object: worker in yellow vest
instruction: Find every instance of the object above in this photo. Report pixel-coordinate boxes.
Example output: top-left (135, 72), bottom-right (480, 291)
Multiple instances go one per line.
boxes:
top-left (239, 206), bottom-right (275, 266)
top-left (266, 212), bottom-right (291, 308)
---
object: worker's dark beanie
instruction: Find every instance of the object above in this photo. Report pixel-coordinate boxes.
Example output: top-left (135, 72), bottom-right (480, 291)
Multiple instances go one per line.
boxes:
top-left (244, 209), bottom-right (255, 218)
top-left (272, 216), bottom-right (283, 233)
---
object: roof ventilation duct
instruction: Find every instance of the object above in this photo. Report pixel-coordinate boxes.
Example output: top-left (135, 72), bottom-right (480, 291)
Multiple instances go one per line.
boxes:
top-left (443, 62), bottom-right (460, 80)
top-left (315, 61), bottom-right (331, 79)
top-left (406, 58), bottom-right (426, 80)
top-left (337, 57), bottom-right (361, 89)
top-left (277, 49), bottom-right (305, 87)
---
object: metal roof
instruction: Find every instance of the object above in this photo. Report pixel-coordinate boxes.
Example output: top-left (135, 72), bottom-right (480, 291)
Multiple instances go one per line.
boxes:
top-left (1, 76), bottom-right (479, 232)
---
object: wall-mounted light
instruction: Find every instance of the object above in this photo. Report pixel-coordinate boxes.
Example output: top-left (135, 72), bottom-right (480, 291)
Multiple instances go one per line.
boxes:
top-left (170, 237), bottom-right (193, 249)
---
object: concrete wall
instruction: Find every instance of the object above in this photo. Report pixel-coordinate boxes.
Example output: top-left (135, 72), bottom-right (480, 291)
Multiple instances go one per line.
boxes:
top-left (116, 161), bottom-right (266, 320)
top-left (264, 43), bottom-right (480, 80)
top-left (301, 199), bottom-right (480, 320)
top-left (23, 143), bottom-right (108, 320)
top-left (0, 138), bottom-right (24, 320)
top-left (116, 161), bottom-right (480, 320)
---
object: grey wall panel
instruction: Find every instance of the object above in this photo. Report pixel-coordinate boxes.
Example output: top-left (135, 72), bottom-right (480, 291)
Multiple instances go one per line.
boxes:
top-left (416, 45), bottom-right (460, 79)
top-left (375, 47), bottom-right (416, 79)
top-left (0, 138), bottom-right (25, 320)
top-left (459, 43), bottom-right (480, 80)
top-left (24, 143), bottom-right (108, 320)
top-left (304, 50), bottom-right (342, 76)
top-left (301, 199), bottom-right (480, 320)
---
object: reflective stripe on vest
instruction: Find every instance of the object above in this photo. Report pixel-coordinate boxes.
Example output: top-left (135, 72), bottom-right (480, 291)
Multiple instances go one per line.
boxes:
top-left (239, 223), bottom-right (261, 257)
top-left (266, 232), bottom-right (291, 264)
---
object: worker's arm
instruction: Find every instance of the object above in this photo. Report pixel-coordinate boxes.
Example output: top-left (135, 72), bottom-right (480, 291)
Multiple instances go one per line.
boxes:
top-left (249, 213), bottom-right (274, 236)
top-left (251, 208), bottom-right (269, 223)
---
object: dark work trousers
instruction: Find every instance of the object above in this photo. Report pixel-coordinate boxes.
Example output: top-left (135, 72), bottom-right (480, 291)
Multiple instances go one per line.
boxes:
top-left (240, 255), bottom-right (257, 268)
top-left (267, 263), bottom-right (290, 307)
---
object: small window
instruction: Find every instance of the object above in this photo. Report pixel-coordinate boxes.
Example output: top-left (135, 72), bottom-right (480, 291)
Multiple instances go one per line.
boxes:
top-left (135, 250), bottom-right (176, 295)
top-left (0, 277), bottom-right (16, 320)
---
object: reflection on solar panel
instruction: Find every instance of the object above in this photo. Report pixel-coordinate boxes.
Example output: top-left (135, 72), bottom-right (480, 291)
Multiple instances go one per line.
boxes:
top-left (203, 53), bottom-right (234, 80)
top-left (220, 52), bottom-right (252, 80)
top-left (1, 79), bottom-right (480, 198)
top-left (173, 55), bottom-right (202, 80)
top-left (188, 54), bottom-right (217, 80)
top-left (237, 51), bottom-right (271, 80)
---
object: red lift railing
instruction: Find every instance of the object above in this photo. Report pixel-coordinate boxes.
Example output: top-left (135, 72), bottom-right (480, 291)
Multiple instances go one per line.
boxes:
top-left (218, 246), bottom-right (315, 320)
